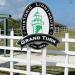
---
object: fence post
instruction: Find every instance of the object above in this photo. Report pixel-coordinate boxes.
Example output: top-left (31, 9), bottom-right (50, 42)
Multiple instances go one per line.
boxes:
top-left (42, 47), bottom-right (46, 75)
top-left (64, 33), bottom-right (69, 75)
top-left (0, 28), bottom-right (1, 41)
top-left (27, 46), bottom-right (31, 75)
top-left (4, 18), bottom-right (8, 56)
top-left (10, 29), bottom-right (14, 75)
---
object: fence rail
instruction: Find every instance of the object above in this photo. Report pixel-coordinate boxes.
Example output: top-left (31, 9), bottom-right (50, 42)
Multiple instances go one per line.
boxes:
top-left (0, 30), bottom-right (75, 75)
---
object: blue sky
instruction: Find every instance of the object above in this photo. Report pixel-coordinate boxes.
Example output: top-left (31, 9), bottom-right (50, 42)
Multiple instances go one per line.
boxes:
top-left (0, 0), bottom-right (75, 26)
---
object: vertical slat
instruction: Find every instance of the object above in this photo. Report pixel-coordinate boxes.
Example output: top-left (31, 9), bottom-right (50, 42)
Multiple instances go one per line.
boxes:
top-left (10, 29), bottom-right (14, 75)
top-left (0, 28), bottom-right (1, 41)
top-left (42, 48), bottom-right (46, 75)
top-left (64, 33), bottom-right (69, 75)
top-left (4, 18), bottom-right (6, 56)
top-left (27, 46), bottom-right (31, 75)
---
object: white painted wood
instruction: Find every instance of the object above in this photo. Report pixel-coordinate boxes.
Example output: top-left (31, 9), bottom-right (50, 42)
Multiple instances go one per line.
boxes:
top-left (1, 31), bottom-right (75, 75)
top-left (0, 46), bottom-right (41, 52)
top-left (0, 28), bottom-right (1, 41)
top-left (0, 35), bottom-right (22, 39)
top-left (10, 29), bottom-right (14, 75)
top-left (64, 33), bottom-right (69, 75)
top-left (42, 48), bottom-right (46, 75)
top-left (27, 46), bottom-right (31, 75)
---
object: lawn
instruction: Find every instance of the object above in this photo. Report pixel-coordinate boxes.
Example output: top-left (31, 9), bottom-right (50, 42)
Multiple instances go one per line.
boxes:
top-left (48, 30), bottom-right (75, 51)
top-left (0, 66), bottom-right (75, 75)
top-left (54, 30), bottom-right (75, 38)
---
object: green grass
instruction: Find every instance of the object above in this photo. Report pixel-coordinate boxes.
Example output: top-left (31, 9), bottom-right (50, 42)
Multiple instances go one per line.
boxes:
top-left (48, 30), bottom-right (75, 51)
top-left (0, 71), bottom-right (9, 75)
top-left (0, 65), bottom-right (74, 75)
top-left (48, 42), bottom-right (75, 51)
top-left (54, 30), bottom-right (75, 38)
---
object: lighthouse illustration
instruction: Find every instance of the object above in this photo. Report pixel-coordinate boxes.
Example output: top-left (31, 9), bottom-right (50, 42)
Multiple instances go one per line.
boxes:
top-left (32, 8), bottom-right (44, 34)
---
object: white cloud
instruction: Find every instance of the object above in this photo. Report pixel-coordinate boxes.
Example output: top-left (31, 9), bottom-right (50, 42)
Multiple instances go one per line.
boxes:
top-left (0, 0), bottom-right (6, 6)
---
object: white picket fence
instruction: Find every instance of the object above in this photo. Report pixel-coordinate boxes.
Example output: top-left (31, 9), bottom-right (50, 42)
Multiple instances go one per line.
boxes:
top-left (0, 30), bottom-right (75, 75)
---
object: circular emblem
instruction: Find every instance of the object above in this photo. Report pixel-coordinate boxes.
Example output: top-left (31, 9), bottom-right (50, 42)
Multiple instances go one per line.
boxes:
top-left (21, 2), bottom-right (54, 49)
top-left (17, 2), bottom-right (59, 50)
top-left (22, 2), bottom-right (54, 36)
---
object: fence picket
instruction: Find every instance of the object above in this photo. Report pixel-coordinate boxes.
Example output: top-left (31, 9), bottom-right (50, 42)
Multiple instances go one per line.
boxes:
top-left (10, 30), bottom-right (14, 75)
top-left (42, 47), bottom-right (46, 75)
top-left (64, 33), bottom-right (69, 75)
top-left (27, 46), bottom-right (31, 75)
